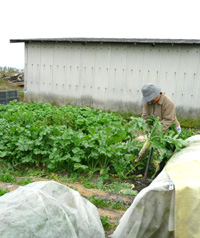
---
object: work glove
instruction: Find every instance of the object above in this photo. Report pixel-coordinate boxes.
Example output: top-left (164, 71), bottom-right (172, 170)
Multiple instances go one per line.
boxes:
top-left (176, 126), bottom-right (181, 135)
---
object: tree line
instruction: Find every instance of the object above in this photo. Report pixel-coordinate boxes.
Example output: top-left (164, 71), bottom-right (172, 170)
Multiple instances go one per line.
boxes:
top-left (0, 66), bottom-right (23, 73)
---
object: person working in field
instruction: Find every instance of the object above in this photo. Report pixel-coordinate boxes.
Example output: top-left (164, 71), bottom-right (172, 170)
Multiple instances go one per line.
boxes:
top-left (141, 84), bottom-right (181, 176)
top-left (141, 84), bottom-right (181, 134)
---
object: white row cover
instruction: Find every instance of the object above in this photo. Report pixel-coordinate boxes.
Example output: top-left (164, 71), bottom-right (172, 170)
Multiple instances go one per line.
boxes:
top-left (0, 181), bottom-right (105, 238)
top-left (111, 170), bottom-right (175, 238)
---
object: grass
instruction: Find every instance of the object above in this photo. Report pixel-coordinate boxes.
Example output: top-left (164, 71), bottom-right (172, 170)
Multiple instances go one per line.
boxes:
top-left (114, 110), bottom-right (141, 121)
top-left (0, 171), bottom-right (33, 185)
top-left (178, 117), bottom-right (200, 129)
top-left (0, 165), bottom-right (136, 196)
top-left (102, 182), bottom-right (138, 196)
top-left (100, 216), bottom-right (112, 229)
top-left (87, 195), bottom-right (129, 211)
top-left (0, 187), bottom-right (9, 196)
top-left (100, 216), bottom-right (118, 231)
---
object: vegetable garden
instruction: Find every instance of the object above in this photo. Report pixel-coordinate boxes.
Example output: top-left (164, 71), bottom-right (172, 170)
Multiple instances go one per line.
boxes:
top-left (0, 100), bottom-right (196, 236)
top-left (0, 101), bottom-right (194, 186)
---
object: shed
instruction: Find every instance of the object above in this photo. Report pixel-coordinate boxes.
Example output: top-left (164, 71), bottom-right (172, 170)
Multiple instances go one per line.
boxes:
top-left (10, 38), bottom-right (200, 118)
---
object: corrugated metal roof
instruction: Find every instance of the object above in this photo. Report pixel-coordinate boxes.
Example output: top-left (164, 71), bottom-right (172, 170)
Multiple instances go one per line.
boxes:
top-left (10, 37), bottom-right (200, 45)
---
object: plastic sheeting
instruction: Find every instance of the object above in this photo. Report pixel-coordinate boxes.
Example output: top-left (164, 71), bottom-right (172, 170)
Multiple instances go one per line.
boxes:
top-left (0, 181), bottom-right (105, 238)
top-left (111, 170), bottom-right (175, 238)
top-left (166, 135), bottom-right (200, 238)
top-left (112, 135), bottom-right (200, 238)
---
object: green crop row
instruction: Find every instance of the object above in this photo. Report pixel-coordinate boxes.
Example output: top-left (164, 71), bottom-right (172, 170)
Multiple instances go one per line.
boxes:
top-left (0, 101), bottom-right (194, 186)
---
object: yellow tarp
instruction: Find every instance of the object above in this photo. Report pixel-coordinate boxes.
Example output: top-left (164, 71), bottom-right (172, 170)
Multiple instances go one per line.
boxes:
top-left (166, 138), bottom-right (200, 238)
top-left (112, 135), bottom-right (200, 238)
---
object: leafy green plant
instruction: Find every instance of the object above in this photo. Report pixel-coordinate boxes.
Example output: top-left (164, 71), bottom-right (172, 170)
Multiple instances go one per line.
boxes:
top-left (0, 101), bottom-right (194, 182)
top-left (16, 178), bottom-right (33, 186)
top-left (0, 187), bottom-right (9, 196)
top-left (103, 182), bottom-right (138, 196)
top-left (0, 172), bottom-right (15, 183)
top-left (131, 116), bottom-right (189, 176)
top-left (100, 216), bottom-right (111, 230)
top-left (88, 195), bottom-right (110, 208)
top-left (87, 195), bottom-right (129, 210)
top-left (83, 181), bottom-right (95, 189)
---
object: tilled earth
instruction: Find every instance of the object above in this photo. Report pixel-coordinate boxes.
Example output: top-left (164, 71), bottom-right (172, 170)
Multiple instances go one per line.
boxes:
top-left (0, 177), bottom-right (152, 237)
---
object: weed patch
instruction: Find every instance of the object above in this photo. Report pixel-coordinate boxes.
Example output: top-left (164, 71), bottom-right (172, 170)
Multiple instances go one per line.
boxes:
top-left (0, 187), bottom-right (9, 196)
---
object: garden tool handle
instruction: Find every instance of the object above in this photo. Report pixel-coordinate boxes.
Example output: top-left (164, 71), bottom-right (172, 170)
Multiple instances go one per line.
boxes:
top-left (144, 147), bottom-right (153, 179)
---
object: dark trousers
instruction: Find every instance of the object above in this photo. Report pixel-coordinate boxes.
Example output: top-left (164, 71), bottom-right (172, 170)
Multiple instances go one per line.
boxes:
top-left (154, 144), bottom-right (176, 177)
top-left (154, 157), bottom-right (168, 177)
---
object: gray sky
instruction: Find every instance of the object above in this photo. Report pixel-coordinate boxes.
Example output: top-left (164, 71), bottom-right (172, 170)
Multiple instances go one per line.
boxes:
top-left (0, 0), bottom-right (199, 69)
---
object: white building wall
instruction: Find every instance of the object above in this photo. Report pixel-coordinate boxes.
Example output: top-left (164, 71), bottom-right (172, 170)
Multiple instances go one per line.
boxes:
top-left (24, 42), bottom-right (200, 118)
